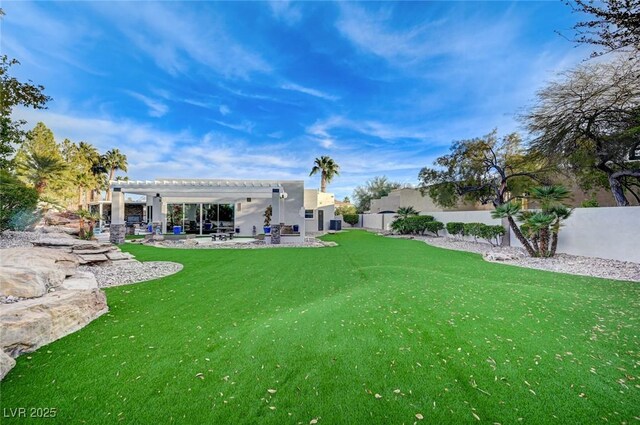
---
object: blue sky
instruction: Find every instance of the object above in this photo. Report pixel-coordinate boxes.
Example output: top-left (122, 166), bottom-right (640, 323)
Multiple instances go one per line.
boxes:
top-left (3, 1), bottom-right (590, 200)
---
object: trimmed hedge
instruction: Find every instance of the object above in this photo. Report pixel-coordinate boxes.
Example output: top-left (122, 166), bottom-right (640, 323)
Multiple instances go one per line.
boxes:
top-left (446, 222), bottom-right (464, 236)
top-left (390, 215), bottom-right (443, 236)
top-left (453, 222), bottom-right (505, 246)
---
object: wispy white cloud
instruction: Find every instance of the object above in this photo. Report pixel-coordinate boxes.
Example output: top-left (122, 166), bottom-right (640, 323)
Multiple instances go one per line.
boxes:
top-left (219, 105), bottom-right (231, 116)
top-left (268, 1), bottom-right (303, 25)
top-left (280, 83), bottom-right (339, 101)
top-left (306, 115), bottom-right (439, 145)
top-left (2, 2), bottom-right (108, 76)
top-left (212, 120), bottom-right (255, 134)
top-left (335, 3), bottom-right (517, 67)
top-left (92, 2), bottom-right (271, 78)
top-left (126, 91), bottom-right (169, 118)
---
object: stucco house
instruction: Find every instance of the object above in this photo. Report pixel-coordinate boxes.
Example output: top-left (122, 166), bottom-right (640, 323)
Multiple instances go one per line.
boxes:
top-left (105, 179), bottom-right (307, 244)
top-left (303, 189), bottom-right (336, 233)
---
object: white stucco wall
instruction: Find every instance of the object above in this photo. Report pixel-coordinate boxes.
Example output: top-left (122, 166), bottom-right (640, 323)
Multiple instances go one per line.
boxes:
top-left (509, 206), bottom-right (640, 263)
top-left (359, 207), bottom-right (640, 263)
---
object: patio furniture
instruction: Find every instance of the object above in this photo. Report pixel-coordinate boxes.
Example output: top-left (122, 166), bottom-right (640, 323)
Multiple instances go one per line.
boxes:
top-left (211, 231), bottom-right (235, 241)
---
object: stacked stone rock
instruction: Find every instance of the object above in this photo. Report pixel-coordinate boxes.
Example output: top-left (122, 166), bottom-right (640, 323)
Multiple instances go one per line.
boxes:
top-left (0, 234), bottom-right (131, 380)
top-left (32, 237), bottom-right (136, 265)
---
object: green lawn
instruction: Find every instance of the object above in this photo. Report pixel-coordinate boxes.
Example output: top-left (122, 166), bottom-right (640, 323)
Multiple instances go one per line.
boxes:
top-left (2, 230), bottom-right (638, 424)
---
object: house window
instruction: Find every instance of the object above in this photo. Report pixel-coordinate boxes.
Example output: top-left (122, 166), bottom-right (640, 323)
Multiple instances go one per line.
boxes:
top-left (305, 209), bottom-right (314, 219)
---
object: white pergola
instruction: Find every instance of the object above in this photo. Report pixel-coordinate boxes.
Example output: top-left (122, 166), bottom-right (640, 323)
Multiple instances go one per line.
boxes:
top-left (109, 179), bottom-right (286, 234)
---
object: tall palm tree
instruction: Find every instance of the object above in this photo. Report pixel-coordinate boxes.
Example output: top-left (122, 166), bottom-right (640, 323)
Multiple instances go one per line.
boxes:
top-left (309, 156), bottom-right (339, 193)
top-left (19, 152), bottom-right (67, 195)
top-left (102, 149), bottom-right (128, 201)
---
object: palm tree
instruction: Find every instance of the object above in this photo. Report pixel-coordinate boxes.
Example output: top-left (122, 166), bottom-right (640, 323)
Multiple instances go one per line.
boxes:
top-left (525, 212), bottom-right (555, 257)
top-left (396, 206), bottom-right (419, 219)
top-left (491, 202), bottom-right (537, 257)
top-left (548, 205), bottom-right (573, 257)
top-left (530, 185), bottom-right (572, 257)
top-left (19, 152), bottom-right (67, 195)
top-left (102, 149), bottom-right (128, 201)
top-left (309, 156), bottom-right (339, 193)
top-left (530, 185), bottom-right (570, 210)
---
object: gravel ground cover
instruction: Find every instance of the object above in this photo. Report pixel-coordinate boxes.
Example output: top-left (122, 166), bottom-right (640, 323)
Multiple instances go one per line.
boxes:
top-left (79, 261), bottom-right (183, 288)
top-left (412, 235), bottom-right (640, 282)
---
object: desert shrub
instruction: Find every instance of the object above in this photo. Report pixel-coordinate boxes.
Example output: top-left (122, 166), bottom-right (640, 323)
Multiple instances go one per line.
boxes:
top-left (463, 223), bottom-right (484, 241)
top-left (446, 222), bottom-right (464, 236)
top-left (581, 198), bottom-right (599, 208)
top-left (391, 216), bottom-right (442, 236)
top-left (424, 220), bottom-right (444, 236)
top-left (0, 170), bottom-right (39, 231)
top-left (391, 217), bottom-right (410, 234)
top-left (342, 214), bottom-right (359, 227)
top-left (478, 224), bottom-right (505, 246)
top-left (405, 216), bottom-right (432, 234)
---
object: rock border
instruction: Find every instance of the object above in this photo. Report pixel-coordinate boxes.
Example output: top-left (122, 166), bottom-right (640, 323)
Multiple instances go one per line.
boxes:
top-left (412, 235), bottom-right (640, 282)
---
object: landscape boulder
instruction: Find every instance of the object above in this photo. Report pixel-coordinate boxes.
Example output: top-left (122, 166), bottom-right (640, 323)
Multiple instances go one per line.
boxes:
top-left (0, 289), bottom-right (108, 357)
top-left (0, 266), bottom-right (66, 298)
top-left (0, 350), bottom-right (16, 380)
top-left (0, 247), bottom-right (79, 277)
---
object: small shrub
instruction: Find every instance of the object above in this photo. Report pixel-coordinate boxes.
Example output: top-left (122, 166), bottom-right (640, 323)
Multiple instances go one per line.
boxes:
top-left (463, 223), bottom-right (484, 241)
top-left (391, 216), bottom-right (442, 236)
top-left (424, 220), bottom-right (444, 236)
top-left (581, 198), bottom-right (599, 208)
top-left (478, 224), bottom-right (505, 246)
top-left (446, 222), bottom-right (464, 237)
top-left (343, 214), bottom-right (359, 227)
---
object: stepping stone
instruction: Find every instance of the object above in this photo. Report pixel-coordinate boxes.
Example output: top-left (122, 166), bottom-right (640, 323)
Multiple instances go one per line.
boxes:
top-left (77, 254), bottom-right (109, 264)
top-left (106, 252), bottom-right (135, 261)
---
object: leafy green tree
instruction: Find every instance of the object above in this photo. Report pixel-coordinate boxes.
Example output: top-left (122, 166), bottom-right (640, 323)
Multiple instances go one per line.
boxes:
top-left (523, 56), bottom-right (640, 206)
top-left (335, 204), bottom-right (357, 216)
top-left (420, 131), bottom-right (548, 246)
top-left (353, 176), bottom-right (401, 213)
top-left (0, 53), bottom-right (52, 169)
top-left (18, 152), bottom-right (67, 195)
top-left (62, 140), bottom-right (102, 208)
top-left (342, 214), bottom-right (359, 227)
top-left (564, 0), bottom-right (640, 58)
top-left (309, 156), bottom-right (340, 193)
top-left (419, 131), bottom-right (546, 208)
top-left (102, 148), bottom-right (128, 201)
top-left (0, 169), bottom-right (39, 231)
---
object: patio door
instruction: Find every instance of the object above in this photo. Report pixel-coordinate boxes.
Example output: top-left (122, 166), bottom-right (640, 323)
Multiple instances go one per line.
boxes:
top-left (318, 210), bottom-right (324, 231)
